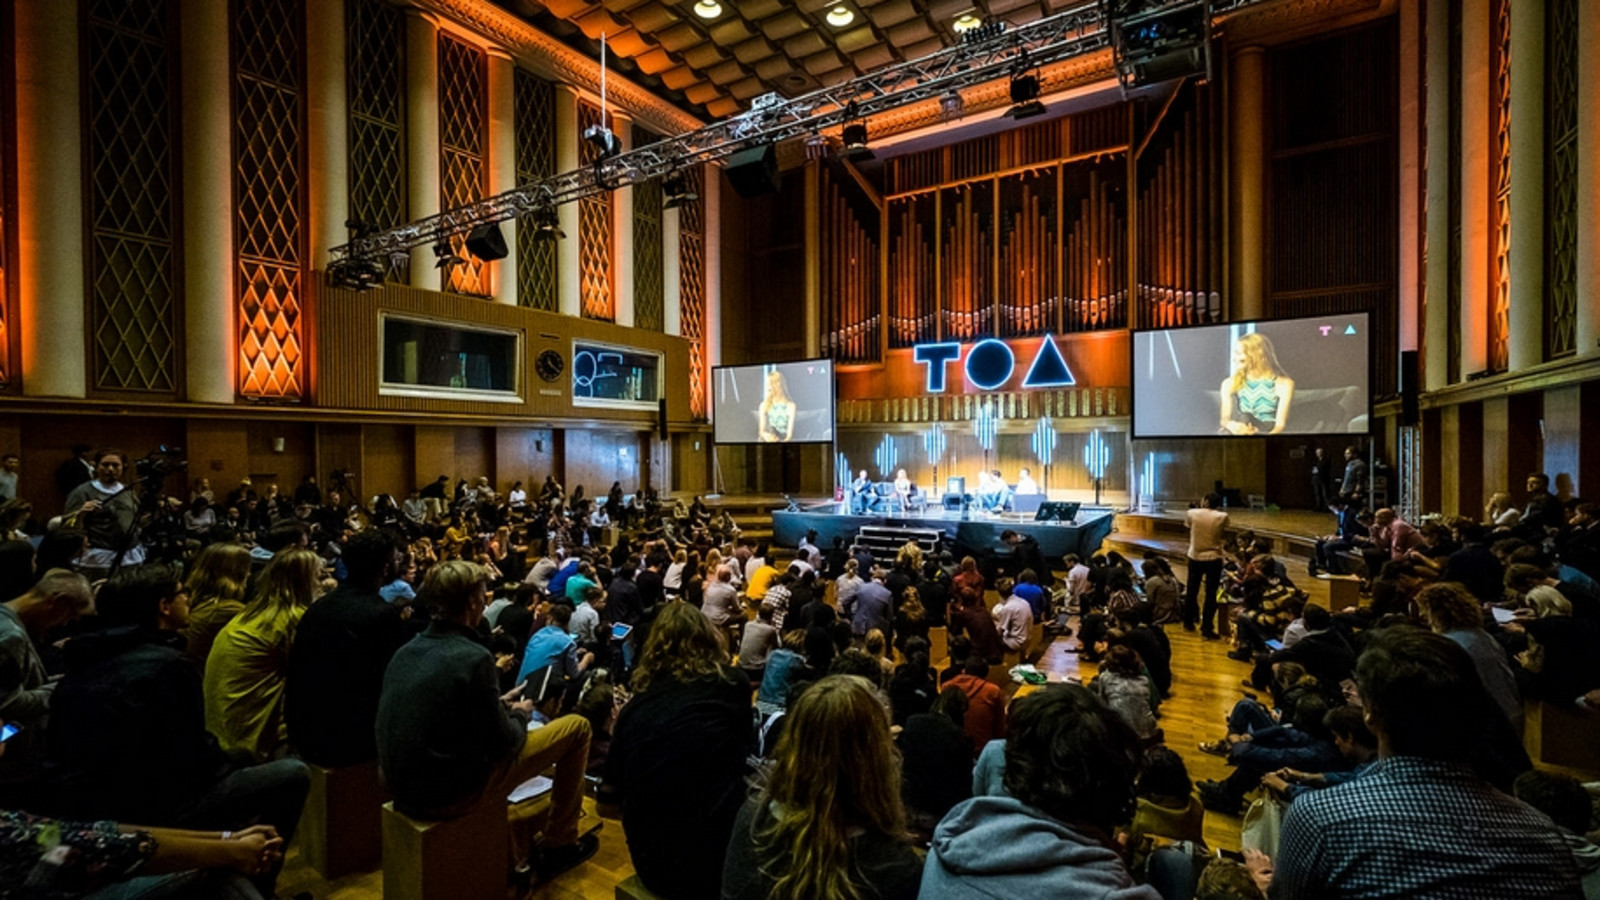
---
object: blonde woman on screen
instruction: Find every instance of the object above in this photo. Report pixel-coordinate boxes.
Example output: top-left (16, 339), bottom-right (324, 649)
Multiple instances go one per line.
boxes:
top-left (1220, 332), bottom-right (1294, 435)
top-left (758, 369), bottom-right (796, 443)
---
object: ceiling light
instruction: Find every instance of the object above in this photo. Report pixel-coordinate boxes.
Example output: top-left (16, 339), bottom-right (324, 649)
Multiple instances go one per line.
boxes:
top-left (583, 123), bottom-right (620, 158)
top-left (940, 90), bottom-right (965, 120)
top-left (693, 0), bottom-right (722, 19)
top-left (826, 5), bottom-right (854, 27)
top-left (532, 207), bottom-right (566, 241)
top-left (953, 13), bottom-right (982, 33)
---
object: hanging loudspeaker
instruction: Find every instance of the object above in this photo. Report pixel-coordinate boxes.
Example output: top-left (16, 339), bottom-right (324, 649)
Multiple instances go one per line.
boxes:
top-left (724, 144), bottom-right (781, 198)
top-left (465, 223), bottom-right (509, 261)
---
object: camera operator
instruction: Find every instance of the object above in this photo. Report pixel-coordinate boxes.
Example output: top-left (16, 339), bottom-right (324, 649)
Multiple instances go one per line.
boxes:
top-left (58, 448), bottom-right (143, 578)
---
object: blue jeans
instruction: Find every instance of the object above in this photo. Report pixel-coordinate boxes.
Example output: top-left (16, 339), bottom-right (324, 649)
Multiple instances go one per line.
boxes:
top-left (1227, 698), bottom-right (1277, 736)
top-left (84, 871), bottom-right (261, 900)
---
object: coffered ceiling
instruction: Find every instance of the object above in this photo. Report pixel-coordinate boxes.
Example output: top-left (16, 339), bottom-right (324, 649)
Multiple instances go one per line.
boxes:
top-left (487, 0), bottom-right (1088, 121)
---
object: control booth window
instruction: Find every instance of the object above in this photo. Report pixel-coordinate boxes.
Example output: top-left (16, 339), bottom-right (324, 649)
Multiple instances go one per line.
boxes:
top-left (572, 341), bottom-right (661, 410)
top-left (379, 314), bottom-right (522, 403)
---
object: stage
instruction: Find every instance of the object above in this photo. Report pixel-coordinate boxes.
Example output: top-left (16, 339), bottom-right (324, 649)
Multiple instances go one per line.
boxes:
top-left (771, 502), bottom-right (1117, 561)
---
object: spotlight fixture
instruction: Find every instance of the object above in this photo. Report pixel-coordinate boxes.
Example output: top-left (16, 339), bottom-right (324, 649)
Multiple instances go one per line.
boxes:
top-left (326, 256), bottom-right (386, 291)
top-left (583, 123), bottom-right (620, 159)
top-left (953, 12), bottom-right (982, 33)
top-left (939, 89), bottom-right (965, 120)
top-left (662, 172), bottom-right (698, 210)
top-left (531, 207), bottom-right (566, 241)
top-left (958, 19), bottom-right (1005, 44)
top-left (842, 122), bottom-right (874, 161)
top-left (693, 0), bottom-right (721, 19)
top-left (432, 240), bottom-right (463, 269)
top-left (825, 5), bottom-right (854, 27)
top-left (1004, 72), bottom-right (1046, 119)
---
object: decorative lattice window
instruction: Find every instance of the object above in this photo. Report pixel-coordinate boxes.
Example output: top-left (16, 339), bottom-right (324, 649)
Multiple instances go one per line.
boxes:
top-left (347, 0), bottom-right (406, 283)
top-left (514, 69), bottom-right (556, 311)
top-left (633, 126), bottom-right (665, 332)
top-left (678, 166), bottom-right (706, 419)
top-left (1545, 0), bottom-right (1578, 359)
top-left (577, 100), bottom-right (614, 320)
top-left (234, 0), bottom-right (305, 399)
top-left (438, 33), bottom-right (487, 296)
top-left (85, 0), bottom-right (179, 394)
top-left (1488, 0), bottom-right (1510, 373)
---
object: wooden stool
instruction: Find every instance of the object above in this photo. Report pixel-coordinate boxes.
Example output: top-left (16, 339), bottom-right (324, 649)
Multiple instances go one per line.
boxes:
top-left (382, 800), bottom-right (508, 900)
top-left (928, 626), bottom-right (949, 665)
top-left (1316, 574), bottom-right (1363, 611)
top-left (616, 874), bottom-right (666, 899)
top-left (301, 760), bottom-right (384, 879)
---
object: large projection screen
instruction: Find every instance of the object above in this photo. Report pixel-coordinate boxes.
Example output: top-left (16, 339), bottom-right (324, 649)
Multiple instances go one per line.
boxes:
top-left (1131, 312), bottom-right (1371, 439)
top-left (713, 359), bottom-right (835, 445)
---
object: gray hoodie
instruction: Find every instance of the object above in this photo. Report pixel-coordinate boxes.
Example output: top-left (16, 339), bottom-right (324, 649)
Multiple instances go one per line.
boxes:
top-left (1563, 830), bottom-right (1600, 900)
top-left (918, 795), bottom-right (1161, 900)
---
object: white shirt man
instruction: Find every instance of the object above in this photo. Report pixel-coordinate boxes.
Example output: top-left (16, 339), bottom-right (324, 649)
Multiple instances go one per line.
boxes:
top-left (0, 455), bottom-right (19, 503)
top-left (993, 589), bottom-right (1033, 653)
top-left (1014, 468), bottom-right (1040, 496)
top-left (1065, 556), bottom-right (1091, 611)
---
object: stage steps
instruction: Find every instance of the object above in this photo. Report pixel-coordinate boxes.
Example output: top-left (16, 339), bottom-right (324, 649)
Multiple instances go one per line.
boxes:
top-left (854, 524), bottom-right (944, 567)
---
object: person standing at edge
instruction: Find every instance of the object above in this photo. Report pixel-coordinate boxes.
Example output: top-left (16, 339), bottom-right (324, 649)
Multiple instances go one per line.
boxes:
top-left (1183, 493), bottom-right (1229, 639)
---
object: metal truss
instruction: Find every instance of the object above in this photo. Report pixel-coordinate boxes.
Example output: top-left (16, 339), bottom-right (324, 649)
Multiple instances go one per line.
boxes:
top-left (330, 0), bottom-right (1263, 272)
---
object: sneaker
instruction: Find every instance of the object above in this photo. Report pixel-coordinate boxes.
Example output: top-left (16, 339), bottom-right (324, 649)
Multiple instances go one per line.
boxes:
top-left (1198, 740), bottom-right (1229, 757)
top-left (536, 832), bottom-right (601, 882)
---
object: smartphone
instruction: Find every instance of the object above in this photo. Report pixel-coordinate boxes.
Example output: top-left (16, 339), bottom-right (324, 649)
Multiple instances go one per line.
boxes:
top-left (0, 722), bottom-right (21, 743)
top-left (1264, 639), bottom-right (1284, 651)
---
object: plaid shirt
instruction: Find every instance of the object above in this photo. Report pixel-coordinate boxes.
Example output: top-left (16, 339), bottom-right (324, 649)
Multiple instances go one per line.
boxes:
top-left (1272, 756), bottom-right (1583, 899)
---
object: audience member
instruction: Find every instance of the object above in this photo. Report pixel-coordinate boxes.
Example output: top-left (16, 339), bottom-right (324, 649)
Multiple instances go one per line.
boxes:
top-left (899, 686), bottom-right (974, 834)
top-left (599, 602), bottom-right (752, 900)
top-left (1273, 627), bottom-right (1583, 898)
top-left (942, 656), bottom-right (1007, 757)
top-left (919, 683), bottom-right (1157, 898)
top-left (0, 569), bottom-right (93, 788)
top-left (375, 561), bottom-right (597, 878)
top-left (1090, 645), bottom-right (1160, 742)
top-left (722, 674), bottom-right (922, 900)
top-left (182, 543), bottom-right (253, 668)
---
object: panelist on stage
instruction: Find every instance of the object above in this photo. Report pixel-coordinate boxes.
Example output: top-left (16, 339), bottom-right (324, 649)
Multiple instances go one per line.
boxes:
top-left (850, 469), bottom-right (873, 514)
top-left (893, 469), bottom-right (913, 512)
top-left (1015, 468), bottom-right (1040, 496)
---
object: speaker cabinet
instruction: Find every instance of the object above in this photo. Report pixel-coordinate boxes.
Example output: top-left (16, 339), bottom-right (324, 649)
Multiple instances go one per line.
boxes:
top-left (724, 144), bottom-right (781, 198)
top-left (465, 223), bottom-right (508, 261)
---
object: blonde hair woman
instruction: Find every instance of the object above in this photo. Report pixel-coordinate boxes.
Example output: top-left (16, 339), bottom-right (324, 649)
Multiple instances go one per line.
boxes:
top-left (183, 542), bottom-right (253, 667)
top-left (1484, 491), bottom-right (1522, 527)
top-left (759, 369), bottom-right (796, 443)
top-left (203, 548), bottom-right (324, 761)
top-left (721, 674), bottom-right (921, 899)
top-left (1220, 332), bottom-right (1294, 435)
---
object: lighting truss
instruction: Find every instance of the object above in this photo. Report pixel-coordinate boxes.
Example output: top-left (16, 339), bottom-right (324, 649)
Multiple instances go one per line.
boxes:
top-left (328, 0), bottom-right (1267, 272)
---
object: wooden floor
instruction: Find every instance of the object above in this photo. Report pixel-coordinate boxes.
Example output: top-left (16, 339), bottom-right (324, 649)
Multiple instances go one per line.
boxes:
top-left (276, 548), bottom-right (1278, 899)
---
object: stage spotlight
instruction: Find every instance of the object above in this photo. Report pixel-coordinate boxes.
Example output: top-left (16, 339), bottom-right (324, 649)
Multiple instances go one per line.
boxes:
top-left (1005, 72), bottom-right (1046, 119)
top-left (531, 207), bottom-right (566, 240)
top-left (432, 240), bottom-right (462, 269)
top-left (327, 256), bottom-right (385, 291)
top-left (939, 90), bottom-right (965, 120)
top-left (663, 172), bottom-right (698, 210)
top-left (842, 121), bottom-right (875, 161)
top-left (582, 123), bottom-right (620, 158)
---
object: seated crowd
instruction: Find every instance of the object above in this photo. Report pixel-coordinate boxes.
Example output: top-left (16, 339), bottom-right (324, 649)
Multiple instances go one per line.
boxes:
top-left (0, 448), bottom-right (1596, 899)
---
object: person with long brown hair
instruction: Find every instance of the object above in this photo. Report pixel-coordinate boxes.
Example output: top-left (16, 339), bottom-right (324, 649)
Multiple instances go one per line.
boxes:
top-left (600, 601), bottom-right (753, 899)
top-left (203, 548), bottom-right (324, 761)
top-left (183, 542), bottom-right (254, 668)
top-left (722, 674), bottom-right (922, 900)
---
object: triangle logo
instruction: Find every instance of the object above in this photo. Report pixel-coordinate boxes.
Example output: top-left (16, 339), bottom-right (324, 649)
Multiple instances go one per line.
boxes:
top-left (1023, 334), bottom-right (1076, 388)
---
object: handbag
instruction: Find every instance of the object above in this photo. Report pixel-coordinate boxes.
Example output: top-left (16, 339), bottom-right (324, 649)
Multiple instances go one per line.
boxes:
top-left (1239, 791), bottom-right (1287, 857)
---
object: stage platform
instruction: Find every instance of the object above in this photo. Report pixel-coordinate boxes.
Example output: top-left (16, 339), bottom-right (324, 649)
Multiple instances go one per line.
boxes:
top-left (1112, 506), bottom-right (1339, 563)
top-left (772, 502), bottom-right (1117, 561)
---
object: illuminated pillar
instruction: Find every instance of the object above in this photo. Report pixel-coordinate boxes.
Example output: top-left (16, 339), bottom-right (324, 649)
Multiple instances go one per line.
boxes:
top-left (663, 188), bottom-right (682, 337)
top-left (803, 159), bottom-right (822, 356)
top-left (612, 112), bottom-right (635, 326)
top-left (554, 84), bottom-right (582, 317)
top-left (1576, 0), bottom-right (1600, 356)
top-left (405, 11), bottom-right (441, 291)
top-left (178, 0), bottom-right (236, 404)
top-left (1507, 0), bottom-right (1544, 371)
top-left (14, 0), bottom-right (86, 398)
top-left (1228, 45), bottom-right (1266, 321)
top-left (1424, 0), bottom-right (1452, 389)
top-left (486, 48), bottom-right (518, 305)
top-left (306, 0), bottom-right (348, 272)
top-left (1397, 0), bottom-right (1421, 356)
top-left (704, 164), bottom-right (722, 371)
top-left (1459, 0), bottom-right (1491, 375)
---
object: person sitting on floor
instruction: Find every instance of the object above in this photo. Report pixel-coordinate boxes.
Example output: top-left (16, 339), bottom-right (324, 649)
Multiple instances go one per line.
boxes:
top-left (1089, 645), bottom-right (1160, 744)
top-left (375, 561), bottom-right (597, 881)
top-left (941, 655), bottom-right (1007, 758)
top-left (1121, 746), bottom-right (1205, 871)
